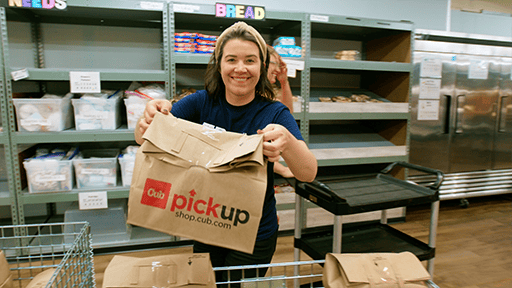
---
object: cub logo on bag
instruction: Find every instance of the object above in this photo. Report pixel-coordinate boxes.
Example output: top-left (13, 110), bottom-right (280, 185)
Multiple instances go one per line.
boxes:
top-left (141, 178), bottom-right (172, 209)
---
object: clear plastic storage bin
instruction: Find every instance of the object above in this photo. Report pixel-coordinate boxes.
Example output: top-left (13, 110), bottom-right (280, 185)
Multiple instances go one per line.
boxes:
top-left (71, 95), bottom-right (121, 130)
top-left (12, 94), bottom-right (74, 132)
top-left (124, 96), bottom-right (150, 129)
top-left (23, 158), bottom-right (74, 193)
top-left (64, 199), bottom-right (131, 244)
top-left (72, 149), bottom-right (119, 188)
top-left (118, 153), bottom-right (136, 187)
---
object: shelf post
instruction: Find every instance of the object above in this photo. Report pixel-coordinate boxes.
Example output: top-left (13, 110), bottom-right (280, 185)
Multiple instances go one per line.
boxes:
top-left (332, 215), bottom-right (342, 253)
top-left (293, 193), bottom-right (304, 288)
top-left (428, 200), bottom-right (440, 275)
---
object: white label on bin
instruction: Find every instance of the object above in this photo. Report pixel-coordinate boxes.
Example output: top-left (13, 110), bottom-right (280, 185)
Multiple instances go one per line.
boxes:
top-left (78, 111), bottom-right (109, 120)
top-left (70, 71), bottom-right (101, 93)
top-left (20, 119), bottom-right (51, 126)
top-left (35, 174), bottom-right (66, 182)
top-left (79, 191), bottom-right (108, 210)
top-left (81, 168), bottom-right (111, 175)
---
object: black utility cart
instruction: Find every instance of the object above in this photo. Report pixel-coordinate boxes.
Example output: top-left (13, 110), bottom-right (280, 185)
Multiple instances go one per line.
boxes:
top-left (293, 161), bottom-right (443, 275)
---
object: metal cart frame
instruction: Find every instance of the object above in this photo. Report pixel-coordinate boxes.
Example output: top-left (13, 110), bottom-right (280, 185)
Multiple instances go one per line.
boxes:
top-left (0, 222), bottom-right (96, 288)
top-left (214, 260), bottom-right (440, 288)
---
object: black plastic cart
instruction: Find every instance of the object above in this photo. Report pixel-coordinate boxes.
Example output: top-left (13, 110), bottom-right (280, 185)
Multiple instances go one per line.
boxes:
top-left (293, 161), bottom-right (443, 275)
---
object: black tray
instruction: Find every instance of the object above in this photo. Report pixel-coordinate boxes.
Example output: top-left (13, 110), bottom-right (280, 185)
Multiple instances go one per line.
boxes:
top-left (294, 223), bottom-right (435, 261)
top-left (295, 162), bottom-right (442, 215)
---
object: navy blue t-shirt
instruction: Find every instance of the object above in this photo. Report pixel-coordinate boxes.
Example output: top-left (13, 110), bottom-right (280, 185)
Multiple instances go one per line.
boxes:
top-left (171, 90), bottom-right (303, 241)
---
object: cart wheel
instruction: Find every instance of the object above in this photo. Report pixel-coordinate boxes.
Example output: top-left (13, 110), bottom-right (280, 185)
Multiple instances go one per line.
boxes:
top-left (459, 198), bottom-right (469, 208)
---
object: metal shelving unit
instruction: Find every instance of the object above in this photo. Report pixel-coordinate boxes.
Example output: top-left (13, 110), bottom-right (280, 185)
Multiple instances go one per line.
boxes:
top-left (0, 1), bottom-right (171, 245)
top-left (302, 13), bottom-right (413, 168)
top-left (0, 7), bottom-right (17, 224)
top-left (0, 2), bottom-right (413, 249)
top-left (293, 11), bottom-right (415, 266)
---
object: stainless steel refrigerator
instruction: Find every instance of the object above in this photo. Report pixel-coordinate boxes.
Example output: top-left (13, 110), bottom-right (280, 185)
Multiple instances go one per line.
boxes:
top-left (409, 31), bottom-right (512, 202)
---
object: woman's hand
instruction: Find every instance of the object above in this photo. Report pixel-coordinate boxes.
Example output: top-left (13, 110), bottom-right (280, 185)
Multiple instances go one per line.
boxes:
top-left (257, 124), bottom-right (290, 163)
top-left (276, 58), bottom-right (288, 85)
top-left (135, 99), bottom-right (172, 144)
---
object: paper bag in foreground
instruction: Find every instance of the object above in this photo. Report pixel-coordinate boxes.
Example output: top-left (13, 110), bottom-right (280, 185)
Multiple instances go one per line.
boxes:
top-left (127, 113), bottom-right (267, 254)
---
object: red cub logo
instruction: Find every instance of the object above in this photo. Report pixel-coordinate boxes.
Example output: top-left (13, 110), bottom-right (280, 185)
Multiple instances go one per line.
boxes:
top-left (141, 178), bottom-right (172, 209)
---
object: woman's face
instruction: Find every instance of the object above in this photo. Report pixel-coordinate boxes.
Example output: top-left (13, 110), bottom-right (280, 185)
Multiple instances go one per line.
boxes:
top-left (267, 54), bottom-right (279, 84)
top-left (220, 39), bottom-right (261, 105)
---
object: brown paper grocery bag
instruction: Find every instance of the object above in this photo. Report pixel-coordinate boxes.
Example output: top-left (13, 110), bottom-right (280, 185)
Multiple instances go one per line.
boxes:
top-left (0, 250), bottom-right (13, 288)
top-left (25, 269), bottom-right (56, 288)
top-left (127, 113), bottom-right (267, 254)
top-left (323, 252), bottom-right (431, 288)
top-left (102, 253), bottom-right (216, 288)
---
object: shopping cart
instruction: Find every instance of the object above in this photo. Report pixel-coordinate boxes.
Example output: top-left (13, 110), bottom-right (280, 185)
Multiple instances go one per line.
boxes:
top-left (0, 222), bottom-right (96, 288)
top-left (214, 260), bottom-right (441, 288)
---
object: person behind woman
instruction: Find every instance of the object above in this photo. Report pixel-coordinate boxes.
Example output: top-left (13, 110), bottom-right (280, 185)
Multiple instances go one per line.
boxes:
top-left (135, 21), bottom-right (317, 284)
top-left (267, 45), bottom-right (294, 113)
top-left (267, 45), bottom-right (296, 178)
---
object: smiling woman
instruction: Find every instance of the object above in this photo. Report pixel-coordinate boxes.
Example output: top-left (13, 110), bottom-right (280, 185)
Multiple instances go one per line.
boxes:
top-left (134, 21), bottom-right (317, 286)
top-left (220, 39), bottom-right (262, 105)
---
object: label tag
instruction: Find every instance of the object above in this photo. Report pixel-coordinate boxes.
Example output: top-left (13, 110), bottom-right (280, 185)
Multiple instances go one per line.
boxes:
top-left (140, 2), bottom-right (165, 10)
top-left (70, 71), bottom-right (101, 93)
top-left (173, 4), bottom-right (201, 13)
top-left (79, 191), bottom-right (108, 210)
top-left (11, 68), bottom-right (29, 81)
top-left (310, 14), bottom-right (329, 22)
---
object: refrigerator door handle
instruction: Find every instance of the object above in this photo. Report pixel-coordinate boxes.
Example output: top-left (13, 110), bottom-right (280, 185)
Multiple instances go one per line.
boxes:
top-left (443, 95), bottom-right (452, 134)
top-left (497, 95), bottom-right (509, 133)
top-left (455, 95), bottom-right (465, 134)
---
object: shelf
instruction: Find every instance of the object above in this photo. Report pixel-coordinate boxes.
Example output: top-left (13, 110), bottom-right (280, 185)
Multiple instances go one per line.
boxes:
top-left (307, 121), bottom-right (408, 166)
top-left (5, 1), bottom-right (165, 28)
top-left (13, 128), bottom-right (135, 143)
top-left (310, 15), bottom-right (413, 34)
top-left (312, 148), bottom-right (407, 166)
top-left (307, 98), bottom-right (409, 119)
top-left (9, 68), bottom-right (168, 82)
top-left (173, 53), bottom-right (211, 64)
top-left (294, 223), bottom-right (434, 261)
top-left (21, 217), bottom-right (174, 251)
top-left (20, 187), bottom-right (130, 204)
top-left (92, 226), bottom-right (173, 249)
top-left (310, 59), bottom-right (412, 72)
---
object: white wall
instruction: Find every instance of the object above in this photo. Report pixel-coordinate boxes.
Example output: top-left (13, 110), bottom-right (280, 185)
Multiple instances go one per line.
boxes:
top-left (451, 10), bottom-right (512, 38)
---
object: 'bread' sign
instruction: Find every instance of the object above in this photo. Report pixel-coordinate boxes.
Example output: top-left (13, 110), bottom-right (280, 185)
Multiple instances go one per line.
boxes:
top-left (216, 3), bottom-right (265, 20)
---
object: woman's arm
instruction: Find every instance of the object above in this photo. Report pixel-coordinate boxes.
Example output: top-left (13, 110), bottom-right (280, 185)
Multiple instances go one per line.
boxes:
top-left (258, 124), bottom-right (317, 183)
top-left (276, 57), bottom-right (294, 113)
